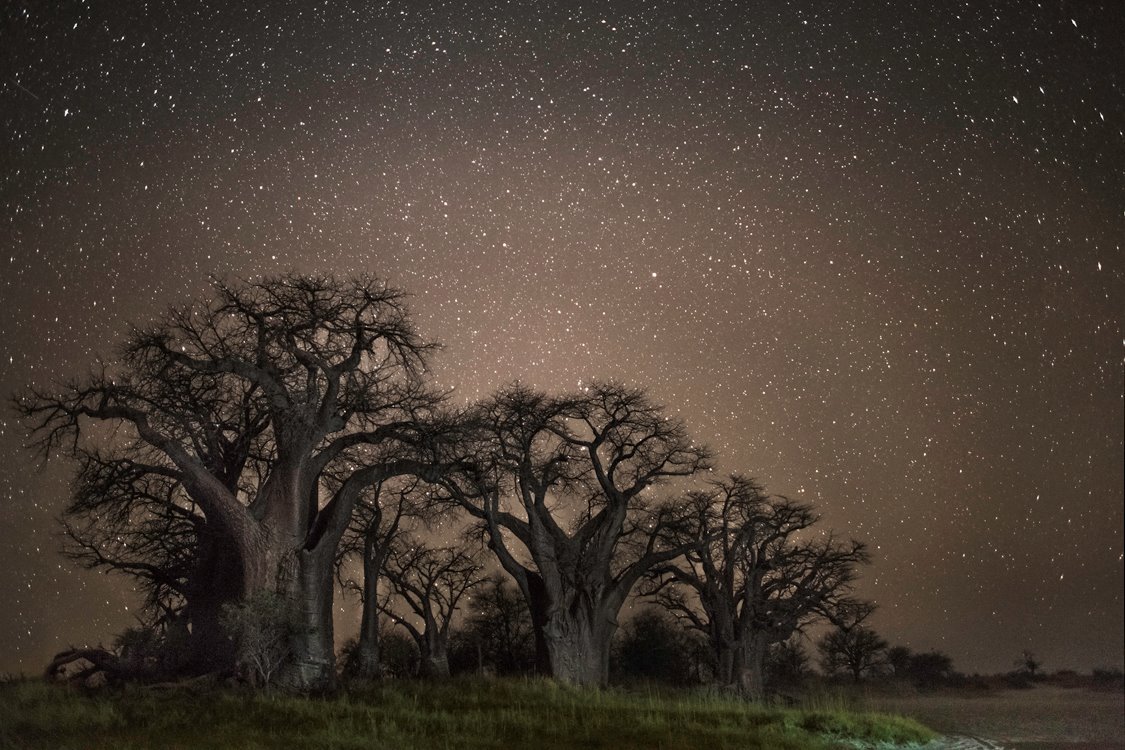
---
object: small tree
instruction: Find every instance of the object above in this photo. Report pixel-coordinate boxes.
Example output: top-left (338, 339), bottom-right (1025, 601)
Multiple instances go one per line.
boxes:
top-left (765, 638), bottom-right (810, 687)
top-left (908, 650), bottom-right (954, 688)
top-left (818, 626), bottom-right (887, 682)
top-left (221, 591), bottom-right (300, 689)
top-left (886, 645), bottom-right (913, 677)
top-left (455, 574), bottom-right (536, 676)
top-left (1016, 649), bottom-right (1041, 677)
top-left (381, 536), bottom-right (485, 677)
top-left (613, 609), bottom-right (699, 685)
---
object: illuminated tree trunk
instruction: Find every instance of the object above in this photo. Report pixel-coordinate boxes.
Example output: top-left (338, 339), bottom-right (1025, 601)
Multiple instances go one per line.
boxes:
top-left (542, 603), bottom-right (617, 687)
top-left (286, 544), bottom-right (337, 691)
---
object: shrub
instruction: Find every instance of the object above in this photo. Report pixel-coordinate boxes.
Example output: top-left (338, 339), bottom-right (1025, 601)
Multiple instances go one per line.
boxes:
top-left (220, 591), bottom-right (301, 688)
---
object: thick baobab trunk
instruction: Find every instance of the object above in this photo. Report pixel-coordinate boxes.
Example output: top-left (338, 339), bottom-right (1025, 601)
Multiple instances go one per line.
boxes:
top-left (736, 634), bottom-right (769, 700)
top-left (713, 639), bottom-right (738, 689)
top-left (285, 545), bottom-right (337, 691)
top-left (184, 547), bottom-right (240, 673)
top-left (419, 637), bottom-right (451, 678)
top-left (185, 518), bottom-right (270, 675)
top-left (542, 606), bottom-right (616, 686)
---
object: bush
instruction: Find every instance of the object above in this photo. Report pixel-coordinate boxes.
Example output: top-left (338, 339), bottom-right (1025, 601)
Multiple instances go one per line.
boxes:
top-left (113, 620), bottom-right (192, 680)
top-left (612, 609), bottom-right (699, 685)
top-left (1001, 671), bottom-right (1034, 689)
top-left (220, 591), bottom-right (301, 688)
top-left (1092, 668), bottom-right (1125, 688)
top-left (766, 639), bottom-right (810, 688)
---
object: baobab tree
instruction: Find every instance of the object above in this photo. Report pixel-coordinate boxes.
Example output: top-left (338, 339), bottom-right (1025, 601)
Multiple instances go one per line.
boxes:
top-left (335, 477), bottom-right (426, 680)
top-left (381, 535), bottom-right (485, 677)
top-left (437, 382), bottom-right (712, 686)
top-left (18, 275), bottom-right (444, 689)
top-left (647, 475), bottom-right (870, 697)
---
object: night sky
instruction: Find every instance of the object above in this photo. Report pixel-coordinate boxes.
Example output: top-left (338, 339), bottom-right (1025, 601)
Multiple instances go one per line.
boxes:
top-left (1, 1), bottom-right (1122, 677)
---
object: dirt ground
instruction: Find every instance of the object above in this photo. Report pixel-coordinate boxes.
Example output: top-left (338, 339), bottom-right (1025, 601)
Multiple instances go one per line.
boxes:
top-left (861, 685), bottom-right (1124, 749)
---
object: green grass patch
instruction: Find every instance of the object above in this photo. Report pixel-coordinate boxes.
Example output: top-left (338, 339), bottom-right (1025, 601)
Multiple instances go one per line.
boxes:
top-left (0, 677), bottom-right (935, 749)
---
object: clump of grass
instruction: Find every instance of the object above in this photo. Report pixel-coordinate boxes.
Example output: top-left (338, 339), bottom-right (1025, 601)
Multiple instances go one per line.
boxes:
top-left (0, 677), bottom-right (935, 749)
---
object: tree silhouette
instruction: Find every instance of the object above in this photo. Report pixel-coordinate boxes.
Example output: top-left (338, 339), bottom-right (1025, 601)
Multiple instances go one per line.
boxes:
top-left (613, 608), bottom-right (701, 685)
top-left (380, 535), bottom-right (485, 677)
top-left (59, 452), bottom-right (202, 670)
top-left (817, 608), bottom-right (887, 683)
top-left (18, 275), bottom-right (444, 689)
top-left (436, 382), bottom-right (712, 686)
top-left (335, 477), bottom-right (426, 680)
top-left (1016, 649), bottom-right (1041, 677)
top-left (452, 574), bottom-right (536, 676)
top-left (646, 475), bottom-right (870, 697)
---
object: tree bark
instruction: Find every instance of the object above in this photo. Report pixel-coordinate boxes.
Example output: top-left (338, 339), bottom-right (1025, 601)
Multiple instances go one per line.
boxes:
top-left (541, 604), bottom-right (616, 687)
top-left (284, 545), bottom-right (337, 691)
top-left (183, 539), bottom-right (239, 673)
top-left (736, 634), bottom-right (769, 700)
top-left (714, 640), bottom-right (738, 688)
top-left (419, 637), bottom-right (450, 678)
top-left (184, 512), bottom-right (272, 675)
top-left (353, 543), bottom-right (383, 680)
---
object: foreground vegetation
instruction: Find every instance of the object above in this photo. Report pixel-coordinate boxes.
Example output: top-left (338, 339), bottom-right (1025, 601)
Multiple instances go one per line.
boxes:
top-left (0, 677), bottom-right (935, 750)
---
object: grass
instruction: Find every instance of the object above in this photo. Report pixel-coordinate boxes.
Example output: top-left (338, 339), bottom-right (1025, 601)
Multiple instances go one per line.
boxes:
top-left (0, 677), bottom-right (936, 749)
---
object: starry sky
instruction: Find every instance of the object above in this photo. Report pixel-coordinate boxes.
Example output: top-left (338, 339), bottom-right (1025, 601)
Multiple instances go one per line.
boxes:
top-left (1, 1), bottom-right (1122, 677)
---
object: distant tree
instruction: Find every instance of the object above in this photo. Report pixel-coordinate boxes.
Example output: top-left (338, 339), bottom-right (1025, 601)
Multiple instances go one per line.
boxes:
top-left (18, 275), bottom-right (445, 689)
top-left (907, 650), bottom-right (954, 688)
top-left (645, 475), bottom-right (871, 697)
top-left (378, 628), bottom-right (419, 678)
top-left (335, 477), bottom-right (426, 680)
top-left (381, 535), bottom-right (485, 677)
top-left (436, 382), bottom-right (712, 686)
top-left (1016, 649), bottom-right (1041, 677)
top-left (765, 638), bottom-right (810, 687)
top-left (886, 645), bottom-right (913, 677)
top-left (613, 609), bottom-right (699, 685)
top-left (818, 625), bottom-right (887, 682)
top-left (453, 574), bottom-right (536, 676)
top-left (1091, 668), bottom-right (1125, 688)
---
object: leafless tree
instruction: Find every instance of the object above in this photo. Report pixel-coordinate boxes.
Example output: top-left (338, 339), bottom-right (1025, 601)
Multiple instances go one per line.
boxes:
top-left (62, 453), bottom-right (196, 620)
top-left (458, 574), bottom-right (536, 675)
top-left (646, 475), bottom-right (870, 698)
top-left (335, 477), bottom-right (427, 680)
top-left (437, 382), bottom-right (712, 686)
top-left (381, 535), bottom-right (485, 677)
top-left (818, 624), bottom-right (887, 682)
top-left (17, 275), bottom-right (445, 689)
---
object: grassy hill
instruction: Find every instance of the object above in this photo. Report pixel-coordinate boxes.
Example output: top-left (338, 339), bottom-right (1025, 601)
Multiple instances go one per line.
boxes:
top-left (0, 677), bottom-right (935, 749)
